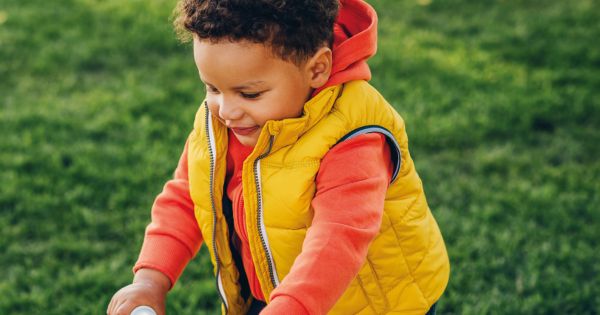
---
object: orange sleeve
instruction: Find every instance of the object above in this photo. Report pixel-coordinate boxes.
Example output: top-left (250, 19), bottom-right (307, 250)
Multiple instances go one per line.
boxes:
top-left (133, 139), bottom-right (202, 288)
top-left (263, 133), bottom-right (393, 314)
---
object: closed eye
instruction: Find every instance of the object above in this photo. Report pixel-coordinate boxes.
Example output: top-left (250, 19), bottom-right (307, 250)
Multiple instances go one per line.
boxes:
top-left (241, 92), bottom-right (262, 99)
top-left (205, 85), bottom-right (219, 94)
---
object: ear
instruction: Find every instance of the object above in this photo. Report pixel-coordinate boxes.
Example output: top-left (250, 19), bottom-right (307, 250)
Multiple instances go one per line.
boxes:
top-left (304, 46), bottom-right (333, 89)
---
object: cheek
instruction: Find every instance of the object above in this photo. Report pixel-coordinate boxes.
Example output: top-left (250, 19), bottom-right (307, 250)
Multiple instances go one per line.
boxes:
top-left (205, 97), bottom-right (219, 113)
top-left (278, 83), bottom-right (308, 117)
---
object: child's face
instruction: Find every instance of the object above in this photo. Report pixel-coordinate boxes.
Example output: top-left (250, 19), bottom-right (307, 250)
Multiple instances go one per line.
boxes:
top-left (193, 37), bottom-right (331, 146)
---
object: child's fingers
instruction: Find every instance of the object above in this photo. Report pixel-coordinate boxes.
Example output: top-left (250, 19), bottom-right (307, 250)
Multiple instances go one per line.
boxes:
top-left (107, 297), bottom-right (124, 315)
top-left (114, 302), bottom-right (136, 315)
top-left (107, 287), bottom-right (128, 315)
top-left (106, 283), bottom-right (164, 315)
top-left (106, 295), bottom-right (116, 314)
top-left (106, 293), bottom-right (126, 315)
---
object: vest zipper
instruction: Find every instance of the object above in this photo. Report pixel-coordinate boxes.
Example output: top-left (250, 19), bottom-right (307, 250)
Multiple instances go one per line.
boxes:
top-left (205, 105), bottom-right (229, 313)
top-left (253, 135), bottom-right (280, 289)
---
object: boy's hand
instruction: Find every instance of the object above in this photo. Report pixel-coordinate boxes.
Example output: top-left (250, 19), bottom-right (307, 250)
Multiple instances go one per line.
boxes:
top-left (107, 268), bottom-right (171, 315)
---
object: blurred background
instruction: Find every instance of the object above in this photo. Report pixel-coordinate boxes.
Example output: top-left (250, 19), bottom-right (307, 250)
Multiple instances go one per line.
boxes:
top-left (1, 0), bottom-right (598, 314)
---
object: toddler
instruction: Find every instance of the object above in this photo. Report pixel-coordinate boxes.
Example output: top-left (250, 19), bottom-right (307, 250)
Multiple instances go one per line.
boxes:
top-left (107, 0), bottom-right (450, 314)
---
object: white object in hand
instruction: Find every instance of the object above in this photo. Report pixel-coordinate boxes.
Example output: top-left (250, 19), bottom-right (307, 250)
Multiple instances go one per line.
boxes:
top-left (131, 305), bottom-right (157, 315)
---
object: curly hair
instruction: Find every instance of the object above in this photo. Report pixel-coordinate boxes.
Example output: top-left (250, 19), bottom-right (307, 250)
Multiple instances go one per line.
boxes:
top-left (173, 0), bottom-right (339, 64)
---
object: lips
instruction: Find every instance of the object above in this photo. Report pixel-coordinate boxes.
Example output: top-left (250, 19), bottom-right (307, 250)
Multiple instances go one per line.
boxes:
top-left (230, 126), bottom-right (259, 136)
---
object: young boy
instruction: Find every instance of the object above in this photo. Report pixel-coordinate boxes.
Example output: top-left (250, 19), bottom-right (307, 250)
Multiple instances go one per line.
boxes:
top-left (107, 0), bottom-right (449, 314)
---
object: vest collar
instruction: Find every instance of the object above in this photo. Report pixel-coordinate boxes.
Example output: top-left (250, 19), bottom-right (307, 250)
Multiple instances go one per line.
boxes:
top-left (261, 84), bottom-right (343, 152)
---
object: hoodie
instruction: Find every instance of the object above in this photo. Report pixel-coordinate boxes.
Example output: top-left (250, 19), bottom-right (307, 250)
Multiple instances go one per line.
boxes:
top-left (134, 1), bottom-right (389, 313)
top-left (316, 0), bottom-right (378, 94)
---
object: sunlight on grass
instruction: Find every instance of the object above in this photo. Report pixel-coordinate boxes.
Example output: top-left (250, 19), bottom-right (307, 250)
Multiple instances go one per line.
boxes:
top-left (0, 11), bottom-right (7, 24)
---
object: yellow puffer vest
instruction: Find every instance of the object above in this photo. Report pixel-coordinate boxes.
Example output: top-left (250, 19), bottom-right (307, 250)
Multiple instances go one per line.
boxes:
top-left (188, 80), bottom-right (449, 314)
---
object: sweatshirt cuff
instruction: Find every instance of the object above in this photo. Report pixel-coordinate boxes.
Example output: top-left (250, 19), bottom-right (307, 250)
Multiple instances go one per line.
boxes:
top-left (261, 295), bottom-right (308, 315)
top-left (133, 234), bottom-right (194, 289)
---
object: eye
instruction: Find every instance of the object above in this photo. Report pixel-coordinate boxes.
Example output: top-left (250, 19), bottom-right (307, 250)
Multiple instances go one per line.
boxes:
top-left (241, 92), bottom-right (261, 99)
top-left (205, 85), bottom-right (220, 94)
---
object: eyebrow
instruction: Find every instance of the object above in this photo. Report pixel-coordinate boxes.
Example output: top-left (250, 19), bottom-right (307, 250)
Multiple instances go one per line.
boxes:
top-left (232, 80), bottom-right (266, 90)
top-left (202, 80), bottom-right (266, 90)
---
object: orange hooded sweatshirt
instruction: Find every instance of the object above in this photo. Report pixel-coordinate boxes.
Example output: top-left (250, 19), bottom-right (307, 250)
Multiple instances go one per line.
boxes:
top-left (134, 1), bottom-right (390, 313)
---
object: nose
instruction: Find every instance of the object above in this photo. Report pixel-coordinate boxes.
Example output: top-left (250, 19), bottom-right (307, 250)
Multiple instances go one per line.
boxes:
top-left (217, 95), bottom-right (244, 121)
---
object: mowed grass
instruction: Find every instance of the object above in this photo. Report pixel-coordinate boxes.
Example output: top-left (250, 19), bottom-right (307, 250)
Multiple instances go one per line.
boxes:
top-left (0, 0), bottom-right (598, 314)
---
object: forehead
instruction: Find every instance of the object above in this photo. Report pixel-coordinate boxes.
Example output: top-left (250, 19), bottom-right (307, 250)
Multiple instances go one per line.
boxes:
top-left (194, 39), bottom-right (302, 90)
top-left (193, 38), bottom-right (301, 84)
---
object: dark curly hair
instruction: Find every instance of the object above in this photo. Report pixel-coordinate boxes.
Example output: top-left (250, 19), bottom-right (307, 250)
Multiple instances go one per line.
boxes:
top-left (173, 0), bottom-right (339, 64)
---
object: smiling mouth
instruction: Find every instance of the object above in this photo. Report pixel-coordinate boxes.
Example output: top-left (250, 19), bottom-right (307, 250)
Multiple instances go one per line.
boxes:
top-left (230, 126), bottom-right (259, 136)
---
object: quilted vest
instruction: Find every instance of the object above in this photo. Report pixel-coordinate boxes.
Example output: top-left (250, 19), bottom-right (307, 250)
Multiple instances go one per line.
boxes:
top-left (188, 80), bottom-right (450, 314)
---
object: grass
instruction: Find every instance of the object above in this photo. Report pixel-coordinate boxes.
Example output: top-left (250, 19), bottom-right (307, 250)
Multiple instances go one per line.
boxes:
top-left (1, 0), bottom-right (598, 314)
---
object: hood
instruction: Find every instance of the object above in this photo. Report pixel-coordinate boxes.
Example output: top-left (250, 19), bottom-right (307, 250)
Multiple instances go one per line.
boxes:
top-left (314, 0), bottom-right (378, 95)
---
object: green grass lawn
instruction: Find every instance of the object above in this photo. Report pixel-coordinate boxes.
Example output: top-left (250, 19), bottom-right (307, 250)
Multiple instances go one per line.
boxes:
top-left (1, 0), bottom-right (598, 314)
